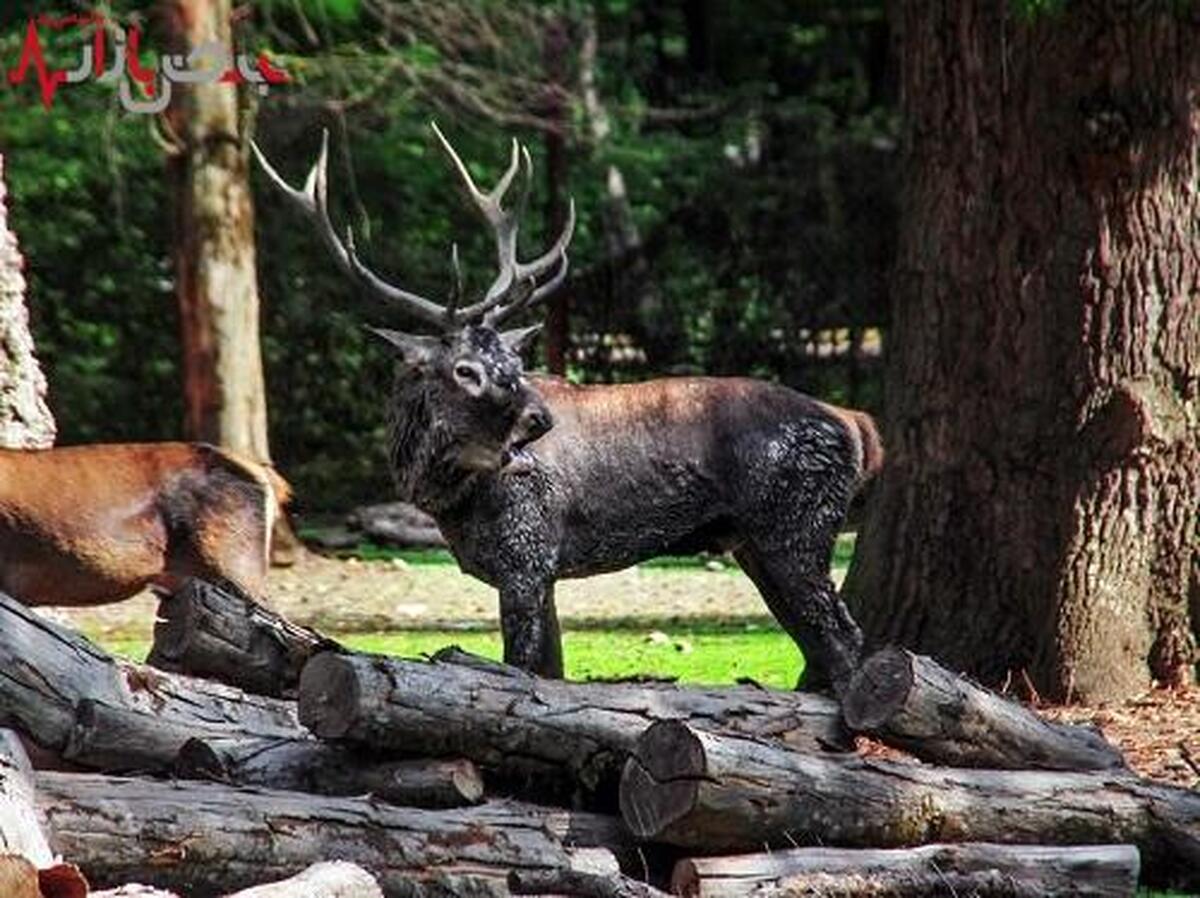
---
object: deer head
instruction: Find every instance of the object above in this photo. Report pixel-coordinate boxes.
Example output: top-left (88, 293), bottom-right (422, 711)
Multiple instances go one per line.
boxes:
top-left (252, 125), bottom-right (573, 476)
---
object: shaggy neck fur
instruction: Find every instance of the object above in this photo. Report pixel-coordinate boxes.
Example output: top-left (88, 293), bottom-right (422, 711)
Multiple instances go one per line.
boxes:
top-left (387, 373), bottom-right (483, 515)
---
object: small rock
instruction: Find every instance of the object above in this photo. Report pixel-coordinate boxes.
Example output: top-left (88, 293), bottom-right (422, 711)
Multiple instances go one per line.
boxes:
top-left (646, 630), bottom-right (670, 644)
top-left (705, 559), bottom-right (725, 572)
top-left (390, 557), bottom-right (410, 570)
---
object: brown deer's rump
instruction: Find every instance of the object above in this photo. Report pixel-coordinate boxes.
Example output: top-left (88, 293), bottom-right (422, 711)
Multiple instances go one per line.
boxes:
top-left (0, 443), bottom-right (290, 607)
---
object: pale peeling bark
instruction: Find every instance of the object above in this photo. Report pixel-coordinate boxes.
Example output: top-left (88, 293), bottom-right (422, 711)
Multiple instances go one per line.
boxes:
top-left (844, 1), bottom-right (1200, 702)
top-left (0, 155), bottom-right (55, 450)
top-left (166, 0), bottom-right (268, 458)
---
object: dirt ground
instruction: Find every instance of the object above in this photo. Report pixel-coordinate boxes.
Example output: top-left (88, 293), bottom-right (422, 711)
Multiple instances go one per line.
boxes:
top-left (56, 552), bottom-right (1200, 789)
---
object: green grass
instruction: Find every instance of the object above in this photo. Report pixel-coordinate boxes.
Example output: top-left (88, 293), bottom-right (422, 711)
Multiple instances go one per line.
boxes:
top-left (100, 622), bottom-right (803, 689)
top-left (307, 532), bottom-right (859, 574)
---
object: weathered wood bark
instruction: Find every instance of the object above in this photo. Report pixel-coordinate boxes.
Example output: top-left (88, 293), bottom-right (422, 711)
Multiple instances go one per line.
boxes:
top-left (0, 591), bottom-right (301, 772)
top-left (162, 0), bottom-right (301, 563)
top-left (509, 868), bottom-right (671, 898)
top-left (348, 502), bottom-right (447, 550)
top-left (225, 861), bottom-right (383, 898)
top-left (148, 579), bottom-right (339, 698)
top-left (842, 646), bottom-right (1125, 770)
top-left (843, 1), bottom-right (1200, 702)
top-left (620, 721), bottom-right (1200, 889)
top-left (299, 650), bottom-right (851, 803)
top-left (37, 772), bottom-right (627, 898)
top-left (671, 843), bottom-right (1140, 898)
top-left (0, 155), bottom-right (55, 450)
top-left (176, 735), bottom-right (483, 808)
top-left (91, 888), bottom-right (180, 898)
top-left (0, 730), bottom-right (52, 868)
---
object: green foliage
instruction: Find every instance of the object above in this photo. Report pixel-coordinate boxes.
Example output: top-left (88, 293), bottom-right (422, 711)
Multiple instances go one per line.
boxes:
top-left (0, 0), bottom-right (895, 509)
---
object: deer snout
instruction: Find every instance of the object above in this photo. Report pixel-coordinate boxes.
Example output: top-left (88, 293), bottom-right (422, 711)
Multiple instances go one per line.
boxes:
top-left (518, 404), bottom-right (554, 443)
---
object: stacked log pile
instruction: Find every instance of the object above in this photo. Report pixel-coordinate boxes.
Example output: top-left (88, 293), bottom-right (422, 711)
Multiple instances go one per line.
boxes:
top-left (0, 581), bottom-right (1195, 896)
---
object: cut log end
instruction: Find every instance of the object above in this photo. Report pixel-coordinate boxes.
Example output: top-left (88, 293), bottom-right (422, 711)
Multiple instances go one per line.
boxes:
top-left (618, 720), bottom-right (702, 840)
top-left (297, 652), bottom-right (361, 740)
top-left (841, 645), bottom-right (914, 731)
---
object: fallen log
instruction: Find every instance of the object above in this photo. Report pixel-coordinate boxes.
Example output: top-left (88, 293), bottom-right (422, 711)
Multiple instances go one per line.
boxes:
top-left (37, 771), bottom-right (630, 898)
top-left (619, 720), bottom-right (1200, 889)
top-left (671, 843), bottom-right (1140, 898)
top-left (0, 730), bottom-right (53, 867)
top-left (298, 650), bottom-right (850, 803)
top-left (0, 591), bottom-right (303, 772)
top-left (176, 735), bottom-right (484, 808)
top-left (842, 646), bottom-right (1125, 770)
top-left (148, 579), bottom-right (339, 698)
top-left (508, 868), bottom-right (671, 898)
top-left (224, 861), bottom-right (383, 898)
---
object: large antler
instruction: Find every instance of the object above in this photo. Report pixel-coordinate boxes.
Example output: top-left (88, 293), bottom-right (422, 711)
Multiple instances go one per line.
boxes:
top-left (430, 122), bottom-right (575, 327)
top-left (250, 130), bottom-right (450, 329)
top-left (251, 125), bottom-right (574, 331)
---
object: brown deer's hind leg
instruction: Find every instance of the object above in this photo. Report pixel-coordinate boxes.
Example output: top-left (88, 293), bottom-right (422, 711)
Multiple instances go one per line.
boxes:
top-left (163, 476), bottom-right (272, 601)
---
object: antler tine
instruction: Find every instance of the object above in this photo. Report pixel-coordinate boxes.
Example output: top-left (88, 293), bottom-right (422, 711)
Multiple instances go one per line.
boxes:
top-left (252, 130), bottom-right (449, 329)
top-left (486, 252), bottom-right (571, 328)
top-left (445, 243), bottom-right (463, 324)
top-left (516, 198), bottom-right (575, 282)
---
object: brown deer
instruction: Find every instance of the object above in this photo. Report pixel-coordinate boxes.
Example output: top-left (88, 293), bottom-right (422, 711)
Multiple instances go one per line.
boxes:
top-left (0, 442), bottom-right (290, 607)
top-left (255, 128), bottom-right (879, 690)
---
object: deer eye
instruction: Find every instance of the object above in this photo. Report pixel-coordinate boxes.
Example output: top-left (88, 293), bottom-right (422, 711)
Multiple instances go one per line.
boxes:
top-left (454, 363), bottom-right (484, 387)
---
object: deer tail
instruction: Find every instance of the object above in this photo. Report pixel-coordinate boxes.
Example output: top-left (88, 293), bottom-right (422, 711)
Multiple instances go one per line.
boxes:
top-left (850, 411), bottom-right (885, 482)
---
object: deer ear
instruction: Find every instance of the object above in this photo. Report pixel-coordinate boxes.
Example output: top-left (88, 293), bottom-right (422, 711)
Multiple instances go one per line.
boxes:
top-left (367, 327), bottom-right (440, 370)
top-left (499, 324), bottom-right (542, 355)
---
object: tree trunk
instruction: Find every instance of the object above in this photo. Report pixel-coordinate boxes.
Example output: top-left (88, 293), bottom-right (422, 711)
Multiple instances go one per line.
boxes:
top-left (0, 590), bottom-right (301, 772)
top-left (162, 0), bottom-right (301, 561)
top-left (36, 772), bottom-right (625, 898)
top-left (148, 578), bottom-right (339, 698)
top-left (224, 862), bottom-right (382, 898)
top-left (841, 646), bottom-right (1125, 770)
top-left (671, 844), bottom-right (1140, 898)
top-left (508, 868), bottom-right (671, 898)
top-left (176, 736), bottom-right (484, 808)
top-left (298, 650), bottom-right (851, 805)
top-left (541, 13), bottom-right (571, 375)
top-left (843, 1), bottom-right (1200, 703)
top-left (619, 721), bottom-right (1200, 890)
top-left (0, 155), bottom-right (55, 450)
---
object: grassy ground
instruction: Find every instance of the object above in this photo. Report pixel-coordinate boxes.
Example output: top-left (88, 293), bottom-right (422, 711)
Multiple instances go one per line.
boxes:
top-left (101, 622), bottom-right (803, 689)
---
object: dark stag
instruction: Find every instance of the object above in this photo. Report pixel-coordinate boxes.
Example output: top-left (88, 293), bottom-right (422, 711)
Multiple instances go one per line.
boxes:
top-left (254, 127), bottom-right (881, 690)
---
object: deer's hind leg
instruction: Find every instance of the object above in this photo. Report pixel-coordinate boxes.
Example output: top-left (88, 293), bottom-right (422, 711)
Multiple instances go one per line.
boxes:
top-left (162, 478), bottom-right (272, 600)
top-left (734, 425), bottom-right (864, 691)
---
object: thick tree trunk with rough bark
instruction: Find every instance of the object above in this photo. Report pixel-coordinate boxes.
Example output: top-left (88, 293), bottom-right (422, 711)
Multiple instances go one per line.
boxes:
top-left (36, 772), bottom-right (625, 898)
top-left (671, 844), bottom-right (1140, 898)
top-left (163, 0), bottom-right (300, 561)
top-left (0, 156), bottom-right (55, 450)
top-left (619, 721), bottom-right (1200, 889)
top-left (299, 650), bottom-right (850, 804)
top-left (844, 1), bottom-right (1200, 703)
top-left (841, 647), bottom-right (1125, 770)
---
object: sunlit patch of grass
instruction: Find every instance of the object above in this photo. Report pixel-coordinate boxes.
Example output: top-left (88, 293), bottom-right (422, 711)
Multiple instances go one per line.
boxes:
top-left (101, 623), bottom-right (802, 689)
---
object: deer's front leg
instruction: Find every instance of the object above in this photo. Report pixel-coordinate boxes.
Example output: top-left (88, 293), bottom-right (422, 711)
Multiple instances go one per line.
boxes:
top-left (499, 576), bottom-right (563, 678)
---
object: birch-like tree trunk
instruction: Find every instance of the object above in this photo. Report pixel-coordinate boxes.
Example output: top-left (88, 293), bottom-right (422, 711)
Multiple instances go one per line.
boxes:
top-left (163, 0), bottom-right (299, 558)
top-left (0, 155), bottom-right (55, 449)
